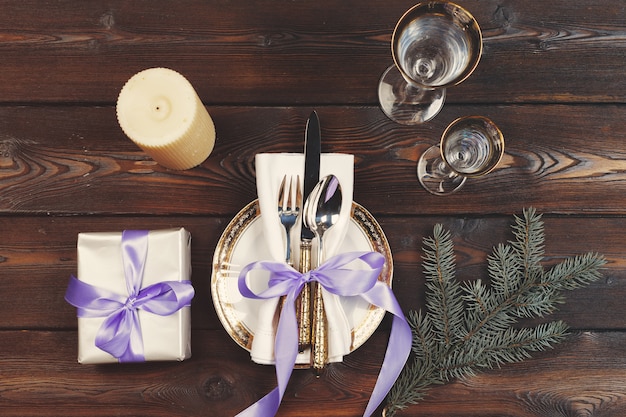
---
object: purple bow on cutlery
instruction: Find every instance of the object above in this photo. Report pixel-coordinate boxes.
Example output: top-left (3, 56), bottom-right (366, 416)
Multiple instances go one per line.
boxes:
top-left (65, 230), bottom-right (195, 362)
top-left (236, 251), bottom-right (411, 417)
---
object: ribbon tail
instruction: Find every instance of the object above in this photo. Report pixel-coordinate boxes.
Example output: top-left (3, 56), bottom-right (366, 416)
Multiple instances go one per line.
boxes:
top-left (360, 282), bottom-right (412, 417)
top-left (95, 308), bottom-right (145, 362)
top-left (236, 287), bottom-right (300, 417)
top-left (236, 389), bottom-right (281, 417)
top-left (119, 308), bottom-right (145, 362)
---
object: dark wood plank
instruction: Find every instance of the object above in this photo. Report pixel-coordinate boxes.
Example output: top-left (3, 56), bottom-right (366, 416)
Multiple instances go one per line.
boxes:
top-left (0, 1), bottom-right (622, 104)
top-left (1, 214), bottom-right (622, 330)
top-left (0, 330), bottom-right (624, 417)
top-left (2, 105), bottom-right (626, 215)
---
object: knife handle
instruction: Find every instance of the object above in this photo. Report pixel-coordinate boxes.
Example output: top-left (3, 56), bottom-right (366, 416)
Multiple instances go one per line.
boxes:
top-left (297, 240), bottom-right (312, 353)
top-left (311, 281), bottom-right (327, 374)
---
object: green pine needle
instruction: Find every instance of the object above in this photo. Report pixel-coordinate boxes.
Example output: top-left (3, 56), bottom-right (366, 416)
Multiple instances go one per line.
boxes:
top-left (383, 208), bottom-right (606, 417)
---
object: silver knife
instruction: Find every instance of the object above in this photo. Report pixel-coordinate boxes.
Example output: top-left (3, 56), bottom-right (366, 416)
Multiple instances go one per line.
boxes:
top-left (297, 110), bottom-right (321, 353)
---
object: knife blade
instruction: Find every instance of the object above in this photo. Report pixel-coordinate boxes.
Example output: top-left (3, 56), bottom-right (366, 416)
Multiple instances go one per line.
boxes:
top-left (302, 111), bottom-right (321, 239)
top-left (297, 110), bottom-right (321, 353)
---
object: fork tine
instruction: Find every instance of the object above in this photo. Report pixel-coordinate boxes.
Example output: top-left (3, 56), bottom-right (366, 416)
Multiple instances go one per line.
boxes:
top-left (278, 175), bottom-right (287, 210)
top-left (295, 175), bottom-right (302, 209)
top-left (287, 175), bottom-right (294, 210)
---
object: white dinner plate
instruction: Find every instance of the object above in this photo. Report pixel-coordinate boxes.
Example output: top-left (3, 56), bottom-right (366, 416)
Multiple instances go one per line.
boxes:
top-left (211, 200), bottom-right (392, 355)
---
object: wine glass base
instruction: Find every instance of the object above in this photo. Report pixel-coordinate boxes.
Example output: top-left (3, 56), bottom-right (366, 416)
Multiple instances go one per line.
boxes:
top-left (417, 145), bottom-right (466, 195)
top-left (378, 65), bottom-right (445, 125)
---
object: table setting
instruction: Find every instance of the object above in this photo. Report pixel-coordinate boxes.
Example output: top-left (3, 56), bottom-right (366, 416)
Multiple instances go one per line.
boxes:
top-left (13, 0), bottom-right (616, 416)
top-left (212, 111), bottom-right (411, 416)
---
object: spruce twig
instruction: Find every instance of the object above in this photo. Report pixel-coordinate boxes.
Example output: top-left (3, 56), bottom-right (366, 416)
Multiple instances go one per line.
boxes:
top-left (383, 208), bottom-right (606, 417)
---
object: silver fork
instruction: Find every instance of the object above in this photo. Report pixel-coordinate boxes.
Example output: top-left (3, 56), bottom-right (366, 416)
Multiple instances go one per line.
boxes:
top-left (278, 175), bottom-right (308, 351)
top-left (278, 174), bottom-right (301, 265)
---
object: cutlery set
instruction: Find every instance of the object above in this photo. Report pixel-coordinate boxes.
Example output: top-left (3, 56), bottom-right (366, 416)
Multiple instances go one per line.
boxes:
top-left (278, 110), bottom-right (341, 372)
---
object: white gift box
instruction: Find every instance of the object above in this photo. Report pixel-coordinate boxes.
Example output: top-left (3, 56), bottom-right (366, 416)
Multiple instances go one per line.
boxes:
top-left (74, 227), bottom-right (192, 364)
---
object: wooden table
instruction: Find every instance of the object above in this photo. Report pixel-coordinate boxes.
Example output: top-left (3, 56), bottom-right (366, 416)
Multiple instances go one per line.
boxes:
top-left (1, 1), bottom-right (625, 416)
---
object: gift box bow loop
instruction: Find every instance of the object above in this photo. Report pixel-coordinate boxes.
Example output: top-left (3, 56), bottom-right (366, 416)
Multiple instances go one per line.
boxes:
top-left (236, 251), bottom-right (411, 417)
top-left (65, 230), bottom-right (195, 362)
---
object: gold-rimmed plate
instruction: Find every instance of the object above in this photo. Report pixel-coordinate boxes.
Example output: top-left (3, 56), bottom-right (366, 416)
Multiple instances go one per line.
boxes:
top-left (211, 200), bottom-right (392, 357)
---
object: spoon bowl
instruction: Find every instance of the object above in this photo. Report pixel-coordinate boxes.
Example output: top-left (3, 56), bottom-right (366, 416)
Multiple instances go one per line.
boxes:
top-left (303, 174), bottom-right (343, 262)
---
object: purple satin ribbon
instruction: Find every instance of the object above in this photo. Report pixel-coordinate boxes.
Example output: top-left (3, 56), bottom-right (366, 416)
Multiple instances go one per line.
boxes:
top-left (65, 230), bottom-right (195, 362)
top-left (236, 251), bottom-right (411, 417)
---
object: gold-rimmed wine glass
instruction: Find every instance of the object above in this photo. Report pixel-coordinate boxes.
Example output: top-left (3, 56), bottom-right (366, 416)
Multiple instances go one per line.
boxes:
top-left (417, 116), bottom-right (504, 195)
top-left (378, 1), bottom-right (482, 125)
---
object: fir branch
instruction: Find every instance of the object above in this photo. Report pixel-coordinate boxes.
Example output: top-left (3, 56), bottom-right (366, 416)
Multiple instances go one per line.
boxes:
top-left (543, 252), bottom-right (606, 291)
top-left (422, 224), bottom-right (465, 347)
top-left (511, 207), bottom-right (545, 279)
top-left (383, 208), bottom-right (606, 417)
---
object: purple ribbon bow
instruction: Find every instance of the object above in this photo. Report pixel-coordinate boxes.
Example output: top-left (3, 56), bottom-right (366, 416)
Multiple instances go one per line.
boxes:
top-left (65, 230), bottom-right (195, 362)
top-left (236, 251), bottom-right (411, 417)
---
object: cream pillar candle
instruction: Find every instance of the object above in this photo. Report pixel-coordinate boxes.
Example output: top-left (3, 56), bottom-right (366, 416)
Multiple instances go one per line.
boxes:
top-left (116, 67), bottom-right (216, 170)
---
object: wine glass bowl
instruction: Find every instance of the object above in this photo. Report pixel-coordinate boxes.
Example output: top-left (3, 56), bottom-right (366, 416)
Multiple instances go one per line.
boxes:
top-left (379, 1), bottom-right (482, 125)
top-left (393, 2), bottom-right (482, 89)
top-left (441, 116), bottom-right (504, 177)
top-left (418, 116), bottom-right (504, 195)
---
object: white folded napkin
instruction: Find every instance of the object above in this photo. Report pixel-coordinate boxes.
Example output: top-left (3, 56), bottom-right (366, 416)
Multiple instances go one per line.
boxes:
top-left (251, 153), bottom-right (354, 365)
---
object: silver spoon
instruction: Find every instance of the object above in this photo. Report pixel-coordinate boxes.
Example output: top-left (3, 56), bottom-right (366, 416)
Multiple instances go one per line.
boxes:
top-left (303, 174), bottom-right (342, 373)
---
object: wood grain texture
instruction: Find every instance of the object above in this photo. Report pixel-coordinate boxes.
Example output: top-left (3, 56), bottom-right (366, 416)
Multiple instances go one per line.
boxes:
top-left (0, 1), bottom-right (622, 104)
top-left (0, 330), bottom-right (623, 417)
top-left (2, 105), bottom-right (626, 215)
top-left (1, 0), bottom-right (625, 416)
